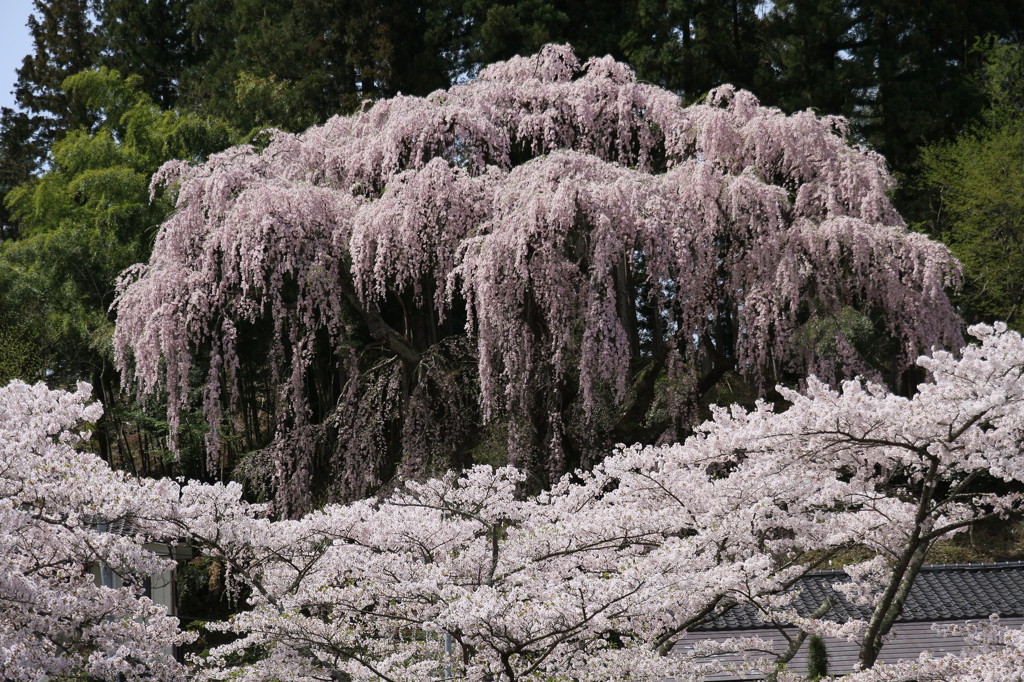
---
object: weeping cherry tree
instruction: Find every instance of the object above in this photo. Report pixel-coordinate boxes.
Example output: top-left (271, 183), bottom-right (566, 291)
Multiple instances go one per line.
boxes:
top-left (113, 45), bottom-right (962, 512)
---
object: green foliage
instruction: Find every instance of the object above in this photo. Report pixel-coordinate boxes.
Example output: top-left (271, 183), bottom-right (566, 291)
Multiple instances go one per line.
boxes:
top-left (229, 72), bottom-right (320, 138)
top-left (179, 0), bottom-right (458, 130)
top-left (0, 108), bottom-right (43, 237)
top-left (806, 634), bottom-right (829, 680)
top-left (14, 0), bottom-right (99, 144)
top-left (795, 307), bottom-right (905, 387)
top-left (465, 0), bottom-right (771, 101)
top-left (468, 420), bottom-right (511, 469)
top-left (976, 37), bottom-right (1024, 126)
top-left (0, 0), bottom-right (100, 236)
top-left (2, 68), bottom-right (233, 385)
top-left (0, 68), bottom-right (233, 474)
top-left (466, 0), bottom-right (573, 66)
top-left (0, 309), bottom-right (52, 384)
top-left (94, 0), bottom-right (194, 109)
top-left (761, 0), bottom-right (865, 116)
top-left (851, 1), bottom-right (1022, 175)
top-left (921, 41), bottom-right (1024, 329)
top-left (632, 0), bottom-right (769, 98)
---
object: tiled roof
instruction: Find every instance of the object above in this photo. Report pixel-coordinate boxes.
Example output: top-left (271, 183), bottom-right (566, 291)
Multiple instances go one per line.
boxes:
top-left (85, 515), bottom-right (145, 537)
top-left (696, 561), bottom-right (1024, 631)
top-left (86, 514), bottom-right (195, 560)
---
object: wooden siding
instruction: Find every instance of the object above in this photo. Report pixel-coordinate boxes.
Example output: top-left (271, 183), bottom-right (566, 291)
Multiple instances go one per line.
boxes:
top-left (673, 617), bottom-right (1024, 680)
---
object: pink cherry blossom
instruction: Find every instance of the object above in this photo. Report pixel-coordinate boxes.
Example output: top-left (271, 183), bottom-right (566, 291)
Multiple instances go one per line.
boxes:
top-left (0, 380), bottom-right (192, 681)
top-left (113, 45), bottom-right (962, 509)
top-left (6, 324), bottom-right (1023, 679)
top-left (179, 325), bottom-right (1024, 681)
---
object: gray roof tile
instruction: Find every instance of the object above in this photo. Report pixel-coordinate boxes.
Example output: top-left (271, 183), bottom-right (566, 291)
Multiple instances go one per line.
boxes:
top-left (695, 561), bottom-right (1024, 631)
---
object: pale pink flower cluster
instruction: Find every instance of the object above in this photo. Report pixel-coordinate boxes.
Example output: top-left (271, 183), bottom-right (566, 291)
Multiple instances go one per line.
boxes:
top-left (177, 325), bottom-right (1024, 680)
top-left (0, 380), bottom-right (192, 681)
top-left (5, 325), bottom-right (1024, 679)
top-left (113, 44), bottom-right (962, 499)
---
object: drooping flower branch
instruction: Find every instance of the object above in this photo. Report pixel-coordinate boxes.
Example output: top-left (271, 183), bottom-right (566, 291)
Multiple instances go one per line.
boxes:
top-left (5, 324), bottom-right (1023, 679)
top-left (182, 324), bottom-right (1024, 680)
top-left (114, 44), bottom-right (962, 509)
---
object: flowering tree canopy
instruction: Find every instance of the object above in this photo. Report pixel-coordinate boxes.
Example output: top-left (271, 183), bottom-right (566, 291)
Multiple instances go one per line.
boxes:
top-left (4, 325), bottom-right (1022, 680)
top-left (180, 324), bottom-right (1024, 681)
top-left (113, 44), bottom-right (963, 510)
top-left (0, 380), bottom-right (191, 681)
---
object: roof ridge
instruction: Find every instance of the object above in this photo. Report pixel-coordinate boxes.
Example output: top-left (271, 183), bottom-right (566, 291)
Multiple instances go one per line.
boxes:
top-left (805, 560), bottom-right (1024, 578)
top-left (918, 560), bottom-right (1024, 571)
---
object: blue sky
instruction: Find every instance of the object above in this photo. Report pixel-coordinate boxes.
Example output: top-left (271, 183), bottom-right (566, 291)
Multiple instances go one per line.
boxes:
top-left (1, 0), bottom-right (37, 111)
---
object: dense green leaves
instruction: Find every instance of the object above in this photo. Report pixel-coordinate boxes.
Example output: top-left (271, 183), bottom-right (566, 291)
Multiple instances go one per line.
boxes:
top-left (762, 0), bottom-right (864, 116)
top-left (922, 42), bottom-right (1024, 329)
top-left (179, 0), bottom-right (459, 131)
top-left (95, 0), bottom-right (194, 109)
top-left (0, 108), bottom-right (42, 237)
top-left (13, 0), bottom-right (98, 148)
top-left (3, 68), bottom-right (232, 378)
top-left (0, 68), bottom-right (233, 470)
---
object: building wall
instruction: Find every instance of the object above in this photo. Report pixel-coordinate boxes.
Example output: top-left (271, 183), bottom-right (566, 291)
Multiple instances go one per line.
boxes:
top-left (90, 541), bottom-right (188, 659)
top-left (674, 617), bottom-right (1024, 680)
